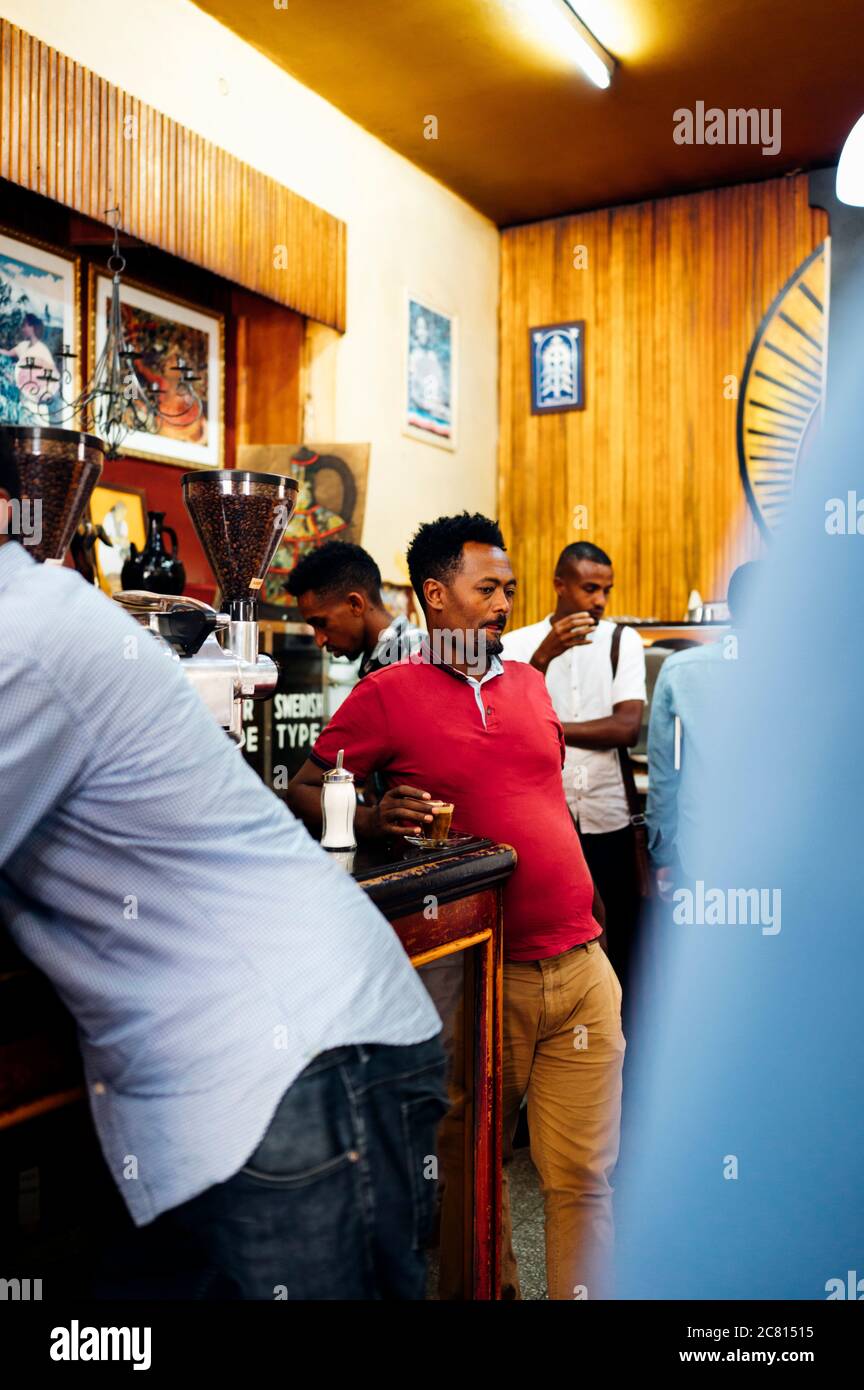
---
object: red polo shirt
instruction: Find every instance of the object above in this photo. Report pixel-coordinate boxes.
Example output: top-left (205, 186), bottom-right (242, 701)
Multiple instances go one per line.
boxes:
top-left (310, 656), bottom-right (600, 960)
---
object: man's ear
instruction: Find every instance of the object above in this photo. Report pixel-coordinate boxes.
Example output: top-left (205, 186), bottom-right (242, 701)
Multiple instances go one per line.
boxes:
top-left (0, 488), bottom-right (11, 539)
top-left (422, 577), bottom-right (446, 615)
top-left (346, 590), bottom-right (368, 615)
top-left (553, 573), bottom-right (565, 597)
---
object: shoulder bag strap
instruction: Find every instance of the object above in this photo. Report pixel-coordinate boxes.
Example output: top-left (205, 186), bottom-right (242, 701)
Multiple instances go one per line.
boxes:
top-left (611, 624), bottom-right (652, 896)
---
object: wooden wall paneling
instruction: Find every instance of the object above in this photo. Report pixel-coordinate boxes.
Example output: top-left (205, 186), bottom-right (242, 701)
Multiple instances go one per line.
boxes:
top-left (73, 60), bottom-right (85, 214)
top-left (0, 18), bottom-right (346, 330)
top-left (499, 175), bottom-right (828, 624)
top-left (232, 289), bottom-right (305, 449)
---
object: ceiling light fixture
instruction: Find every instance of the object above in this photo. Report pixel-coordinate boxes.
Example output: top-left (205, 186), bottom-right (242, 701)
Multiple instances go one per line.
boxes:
top-left (553, 1), bottom-right (615, 89)
top-left (836, 113), bottom-right (864, 206)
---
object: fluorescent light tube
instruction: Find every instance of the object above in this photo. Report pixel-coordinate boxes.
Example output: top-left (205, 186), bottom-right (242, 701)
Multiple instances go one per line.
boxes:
top-left (555, 1), bottom-right (615, 89)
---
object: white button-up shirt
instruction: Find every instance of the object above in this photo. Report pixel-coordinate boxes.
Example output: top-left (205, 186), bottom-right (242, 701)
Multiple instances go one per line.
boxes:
top-left (501, 616), bottom-right (646, 834)
top-left (444, 654), bottom-right (504, 728)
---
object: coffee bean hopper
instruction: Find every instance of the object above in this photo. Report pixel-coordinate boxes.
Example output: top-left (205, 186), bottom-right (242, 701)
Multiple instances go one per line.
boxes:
top-left (115, 469), bottom-right (298, 741)
top-left (2, 425), bottom-right (105, 563)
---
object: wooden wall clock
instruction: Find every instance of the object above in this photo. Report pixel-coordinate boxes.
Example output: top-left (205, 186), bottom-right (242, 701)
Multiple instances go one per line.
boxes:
top-left (737, 240), bottom-right (829, 538)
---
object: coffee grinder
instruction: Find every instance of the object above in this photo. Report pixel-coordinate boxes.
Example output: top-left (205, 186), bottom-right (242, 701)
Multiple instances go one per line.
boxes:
top-left (1, 425), bottom-right (105, 562)
top-left (115, 469), bottom-right (298, 740)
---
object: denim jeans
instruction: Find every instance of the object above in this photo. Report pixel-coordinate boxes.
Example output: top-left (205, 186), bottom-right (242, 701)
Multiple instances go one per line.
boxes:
top-left (168, 1034), bottom-right (449, 1300)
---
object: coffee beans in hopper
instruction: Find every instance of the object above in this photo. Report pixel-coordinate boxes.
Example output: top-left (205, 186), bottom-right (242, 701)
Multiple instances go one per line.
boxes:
top-left (5, 429), bottom-right (104, 563)
top-left (183, 475), bottom-right (296, 600)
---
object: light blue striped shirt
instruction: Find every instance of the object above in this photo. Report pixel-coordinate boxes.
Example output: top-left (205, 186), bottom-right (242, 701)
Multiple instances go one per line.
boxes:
top-left (646, 637), bottom-right (742, 875)
top-left (0, 542), bottom-right (440, 1225)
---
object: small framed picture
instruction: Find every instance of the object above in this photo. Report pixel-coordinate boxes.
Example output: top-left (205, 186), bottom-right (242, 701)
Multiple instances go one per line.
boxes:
top-left (529, 320), bottom-right (585, 414)
top-left (380, 581), bottom-right (421, 628)
top-left (89, 268), bottom-right (224, 468)
top-left (404, 293), bottom-right (456, 450)
top-left (88, 482), bottom-right (148, 597)
top-left (0, 227), bottom-right (81, 426)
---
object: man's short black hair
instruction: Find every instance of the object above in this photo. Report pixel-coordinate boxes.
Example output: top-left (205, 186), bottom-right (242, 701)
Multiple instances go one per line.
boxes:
top-left (0, 428), bottom-right (20, 502)
top-left (726, 561), bottom-right (760, 624)
top-left (407, 512), bottom-right (506, 610)
top-left (555, 541), bottom-right (612, 574)
top-left (285, 539), bottom-right (382, 603)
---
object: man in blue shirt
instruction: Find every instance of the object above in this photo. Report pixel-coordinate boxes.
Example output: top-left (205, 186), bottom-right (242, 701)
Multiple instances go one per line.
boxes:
top-left (0, 432), bottom-right (446, 1300)
top-left (646, 563), bottom-right (760, 888)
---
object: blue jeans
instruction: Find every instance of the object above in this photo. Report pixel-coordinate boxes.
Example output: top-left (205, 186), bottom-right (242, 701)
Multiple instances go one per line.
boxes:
top-left (169, 1035), bottom-right (449, 1300)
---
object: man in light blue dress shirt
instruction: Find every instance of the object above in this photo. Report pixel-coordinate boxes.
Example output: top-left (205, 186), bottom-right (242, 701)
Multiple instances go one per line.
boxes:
top-left (0, 435), bottom-right (446, 1299)
top-left (646, 563), bottom-right (760, 886)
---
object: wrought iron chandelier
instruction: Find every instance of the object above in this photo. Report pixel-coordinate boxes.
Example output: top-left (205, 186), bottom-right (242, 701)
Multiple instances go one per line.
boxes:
top-left (22, 206), bottom-right (204, 458)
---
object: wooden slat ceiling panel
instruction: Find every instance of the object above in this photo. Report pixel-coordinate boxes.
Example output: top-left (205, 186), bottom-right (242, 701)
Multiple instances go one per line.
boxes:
top-left (0, 19), bottom-right (346, 330)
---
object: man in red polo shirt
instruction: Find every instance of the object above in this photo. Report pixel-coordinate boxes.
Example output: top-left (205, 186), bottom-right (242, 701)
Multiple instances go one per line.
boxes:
top-left (288, 513), bottom-right (625, 1300)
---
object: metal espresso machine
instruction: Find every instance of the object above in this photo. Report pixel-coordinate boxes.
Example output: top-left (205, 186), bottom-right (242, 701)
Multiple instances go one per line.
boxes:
top-left (115, 469), bottom-right (299, 740)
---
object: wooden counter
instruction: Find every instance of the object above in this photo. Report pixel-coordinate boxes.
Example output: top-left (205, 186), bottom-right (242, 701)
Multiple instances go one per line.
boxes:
top-left (353, 836), bottom-right (515, 1299)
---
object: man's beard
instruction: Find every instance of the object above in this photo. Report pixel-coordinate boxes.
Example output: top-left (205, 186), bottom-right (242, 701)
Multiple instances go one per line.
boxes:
top-left (485, 633), bottom-right (504, 657)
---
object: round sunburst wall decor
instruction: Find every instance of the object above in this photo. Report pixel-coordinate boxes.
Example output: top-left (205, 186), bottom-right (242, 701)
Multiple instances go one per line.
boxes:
top-left (737, 241), bottom-right (829, 538)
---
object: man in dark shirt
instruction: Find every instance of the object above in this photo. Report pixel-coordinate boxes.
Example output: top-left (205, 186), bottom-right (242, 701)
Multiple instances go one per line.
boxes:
top-left (288, 513), bottom-right (625, 1300)
top-left (286, 540), bottom-right (423, 678)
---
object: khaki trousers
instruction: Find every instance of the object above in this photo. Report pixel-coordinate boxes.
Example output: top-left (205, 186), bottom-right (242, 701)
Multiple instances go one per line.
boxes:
top-left (501, 939), bottom-right (625, 1300)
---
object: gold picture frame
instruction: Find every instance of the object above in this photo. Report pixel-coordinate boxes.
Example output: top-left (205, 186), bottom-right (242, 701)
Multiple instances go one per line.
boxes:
top-left (87, 265), bottom-right (225, 470)
top-left (87, 482), bottom-right (149, 597)
top-left (0, 224), bottom-right (82, 425)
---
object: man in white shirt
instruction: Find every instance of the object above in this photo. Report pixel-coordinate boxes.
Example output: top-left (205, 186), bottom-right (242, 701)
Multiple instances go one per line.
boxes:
top-left (502, 542), bottom-right (647, 1000)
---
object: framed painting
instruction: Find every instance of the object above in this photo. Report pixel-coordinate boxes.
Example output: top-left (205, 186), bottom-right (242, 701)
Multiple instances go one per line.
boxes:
top-left (0, 228), bottom-right (80, 426)
top-left (529, 320), bottom-right (585, 414)
top-left (88, 482), bottom-right (148, 597)
top-left (89, 268), bottom-right (224, 468)
top-left (404, 293), bottom-right (456, 450)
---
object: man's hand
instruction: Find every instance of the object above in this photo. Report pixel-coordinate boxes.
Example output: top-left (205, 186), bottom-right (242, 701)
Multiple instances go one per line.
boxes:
top-left (530, 613), bottom-right (596, 674)
top-left (370, 785), bottom-right (435, 838)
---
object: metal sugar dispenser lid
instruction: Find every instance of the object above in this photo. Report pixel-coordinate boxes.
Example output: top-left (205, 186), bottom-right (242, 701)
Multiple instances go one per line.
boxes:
top-left (322, 749), bottom-right (354, 785)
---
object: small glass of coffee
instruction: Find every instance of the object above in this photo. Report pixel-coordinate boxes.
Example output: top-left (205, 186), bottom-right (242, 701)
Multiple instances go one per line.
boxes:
top-left (429, 801), bottom-right (454, 844)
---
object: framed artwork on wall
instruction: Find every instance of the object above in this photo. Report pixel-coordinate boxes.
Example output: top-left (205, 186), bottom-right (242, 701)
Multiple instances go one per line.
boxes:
top-left (529, 320), bottom-right (585, 414)
top-left (0, 227), bottom-right (81, 426)
top-left (404, 292), bottom-right (456, 450)
top-left (380, 581), bottom-right (421, 628)
top-left (88, 268), bottom-right (224, 469)
top-left (87, 482), bottom-right (148, 596)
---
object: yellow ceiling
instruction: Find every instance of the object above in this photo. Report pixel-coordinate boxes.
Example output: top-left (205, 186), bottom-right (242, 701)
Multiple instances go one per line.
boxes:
top-left (193, 0), bottom-right (864, 225)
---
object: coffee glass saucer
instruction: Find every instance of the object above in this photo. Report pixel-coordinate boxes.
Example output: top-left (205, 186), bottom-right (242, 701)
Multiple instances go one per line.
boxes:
top-left (404, 831), bottom-right (474, 849)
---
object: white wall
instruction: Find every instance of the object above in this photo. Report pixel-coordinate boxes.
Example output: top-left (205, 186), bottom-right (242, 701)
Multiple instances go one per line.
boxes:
top-left (0, 0), bottom-right (500, 581)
